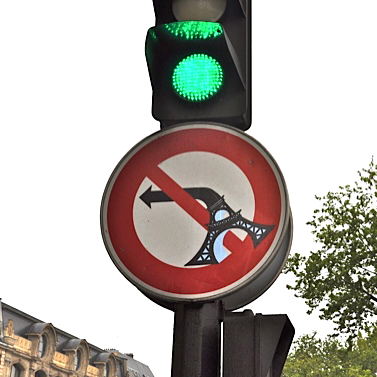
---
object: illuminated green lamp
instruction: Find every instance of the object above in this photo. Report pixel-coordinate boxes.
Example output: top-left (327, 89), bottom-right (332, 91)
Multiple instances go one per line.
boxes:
top-left (163, 21), bottom-right (225, 102)
top-left (172, 53), bottom-right (224, 102)
top-left (165, 21), bottom-right (223, 40)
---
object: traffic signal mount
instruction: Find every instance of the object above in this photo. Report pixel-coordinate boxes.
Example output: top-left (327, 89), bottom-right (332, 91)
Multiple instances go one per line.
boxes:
top-left (146, 0), bottom-right (251, 130)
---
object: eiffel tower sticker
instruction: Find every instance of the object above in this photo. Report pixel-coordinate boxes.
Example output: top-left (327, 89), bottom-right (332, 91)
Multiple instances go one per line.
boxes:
top-left (140, 186), bottom-right (274, 266)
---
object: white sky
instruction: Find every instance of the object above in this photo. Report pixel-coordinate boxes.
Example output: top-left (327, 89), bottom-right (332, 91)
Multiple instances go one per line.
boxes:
top-left (1, 1), bottom-right (376, 376)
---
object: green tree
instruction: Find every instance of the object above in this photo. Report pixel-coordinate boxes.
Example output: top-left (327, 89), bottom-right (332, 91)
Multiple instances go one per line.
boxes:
top-left (284, 159), bottom-right (377, 339)
top-left (283, 329), bottom-right (377, 377)
top-left (282, 333), bottom-right (343, 376)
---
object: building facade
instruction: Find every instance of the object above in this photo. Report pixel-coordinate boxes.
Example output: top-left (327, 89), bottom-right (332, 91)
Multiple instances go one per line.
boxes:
top-left (0, 300), bottom-right (154, 377)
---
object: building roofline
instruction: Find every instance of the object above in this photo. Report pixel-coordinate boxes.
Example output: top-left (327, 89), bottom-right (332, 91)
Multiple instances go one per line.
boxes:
top-left (0, 302), bottom-right (144, 364)
top-left (1, 302), bottom-right (109, 354)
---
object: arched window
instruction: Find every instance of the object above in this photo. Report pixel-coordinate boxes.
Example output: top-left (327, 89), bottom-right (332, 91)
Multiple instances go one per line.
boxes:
top-left (74, 349), bottom-right (82, 371)
top-left (35, 370), bottom-right (47, 377)
top-left (10, 365), bottom-right (21, 377)
top-left (38, 334), bottom-right (47, 358)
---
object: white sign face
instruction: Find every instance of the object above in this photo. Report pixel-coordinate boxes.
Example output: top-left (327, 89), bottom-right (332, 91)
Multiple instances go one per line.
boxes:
top-left (133, 151), bottom-right (255, 267)
top-left (101, 123), bottom-right (291, 309)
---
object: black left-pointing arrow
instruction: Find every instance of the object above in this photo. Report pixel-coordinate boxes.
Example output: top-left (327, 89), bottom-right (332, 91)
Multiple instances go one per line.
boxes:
top-left (140, 186), bottom-right (222, 209)
top-left (139, 186), bottom-right (173, 208)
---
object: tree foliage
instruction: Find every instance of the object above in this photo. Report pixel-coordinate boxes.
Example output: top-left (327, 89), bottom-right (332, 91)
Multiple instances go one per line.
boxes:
top-left (284, 159), bottom-right (377, 338)
top-left (283, 327), bottom-right (377, 377)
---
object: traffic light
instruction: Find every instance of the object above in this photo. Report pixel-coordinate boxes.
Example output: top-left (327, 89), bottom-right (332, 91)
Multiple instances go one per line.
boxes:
top-left (146, 0), bottom-right (251, 130)
top-left (223, 311), bottom-right (295, 377)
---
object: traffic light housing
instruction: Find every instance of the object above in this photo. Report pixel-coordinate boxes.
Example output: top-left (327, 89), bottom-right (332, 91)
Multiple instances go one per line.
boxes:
top-left (223, 311), bottom-right (295, 377)
top-left (146, 0), bottom-right (251, 130)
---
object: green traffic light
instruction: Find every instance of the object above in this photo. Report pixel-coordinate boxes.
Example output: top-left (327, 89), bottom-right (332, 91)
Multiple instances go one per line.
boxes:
top-left (172, 54), bottom-right (224, 102)
top-left (165, 21), bottom-right (223, 40)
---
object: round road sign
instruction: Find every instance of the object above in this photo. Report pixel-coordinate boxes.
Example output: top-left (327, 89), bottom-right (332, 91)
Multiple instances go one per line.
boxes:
top-left (101, 123), bottom-right (292, 310)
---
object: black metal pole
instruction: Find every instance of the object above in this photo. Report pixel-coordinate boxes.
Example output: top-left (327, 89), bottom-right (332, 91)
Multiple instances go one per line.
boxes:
top-left (171, 301), bottom-right (222, 377)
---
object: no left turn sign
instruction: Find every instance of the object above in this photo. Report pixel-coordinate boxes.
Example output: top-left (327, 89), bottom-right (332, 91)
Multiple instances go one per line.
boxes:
top-left (101, 123), bottom-right (292, 310)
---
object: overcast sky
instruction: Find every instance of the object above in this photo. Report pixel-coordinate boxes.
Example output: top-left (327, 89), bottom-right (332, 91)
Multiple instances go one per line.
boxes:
top-left (1, 1), bottom-right (376, 376)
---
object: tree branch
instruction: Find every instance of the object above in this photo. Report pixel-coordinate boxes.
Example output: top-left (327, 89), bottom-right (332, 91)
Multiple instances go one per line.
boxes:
top-left (357, 280), bottom-right (377, 304)
top-left (360, 266), bottom-right (377, 276)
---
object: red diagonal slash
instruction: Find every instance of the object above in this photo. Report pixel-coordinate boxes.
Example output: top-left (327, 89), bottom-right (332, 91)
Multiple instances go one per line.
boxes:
top-left (147, 166), bottom-right (253, 256)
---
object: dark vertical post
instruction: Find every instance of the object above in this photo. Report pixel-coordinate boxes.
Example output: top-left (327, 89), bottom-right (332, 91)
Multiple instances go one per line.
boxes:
top-left (171, 301), bottom-right (222, 377)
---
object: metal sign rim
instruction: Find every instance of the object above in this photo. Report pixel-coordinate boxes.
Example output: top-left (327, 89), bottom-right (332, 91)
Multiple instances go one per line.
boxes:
top-left (100, 122), bottom-right (291, 309)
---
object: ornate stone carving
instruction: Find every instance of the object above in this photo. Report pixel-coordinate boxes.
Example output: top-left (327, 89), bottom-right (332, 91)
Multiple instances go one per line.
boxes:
top-left (3, 320), bottom-right (17, 346)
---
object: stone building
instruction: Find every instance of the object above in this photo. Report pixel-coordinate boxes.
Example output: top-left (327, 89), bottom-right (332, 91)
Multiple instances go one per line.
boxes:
top-left (0, 300), bottom-right (154, 377)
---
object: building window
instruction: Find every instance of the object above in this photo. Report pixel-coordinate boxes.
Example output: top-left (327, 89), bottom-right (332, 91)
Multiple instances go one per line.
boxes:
top-left (11, 365), bottom-right (21, 377)
top-left (74, 349), bottom-right (82, 371)
top-left (38, 335), bottom-right (47, 358)
top-left (116, 361), bottom-right (124, 377)
top-left (35, 371), bottom-right (47, 377)
top-left (105, 362), bottom-right (110, 377)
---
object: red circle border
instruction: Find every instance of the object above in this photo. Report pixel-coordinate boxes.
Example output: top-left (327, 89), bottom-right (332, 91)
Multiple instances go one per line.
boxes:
top-left (102, 125), bottom-right (287, 299)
